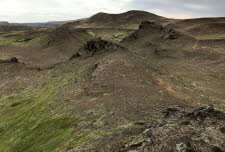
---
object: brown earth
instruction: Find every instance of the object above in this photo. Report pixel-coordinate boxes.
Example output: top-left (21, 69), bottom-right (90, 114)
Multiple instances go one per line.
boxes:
top-left (0, 10), bottom-right (225, 152)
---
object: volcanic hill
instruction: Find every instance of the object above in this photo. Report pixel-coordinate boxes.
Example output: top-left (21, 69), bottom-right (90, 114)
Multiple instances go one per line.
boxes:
top-left (0, 10), bottom-right (225, 152)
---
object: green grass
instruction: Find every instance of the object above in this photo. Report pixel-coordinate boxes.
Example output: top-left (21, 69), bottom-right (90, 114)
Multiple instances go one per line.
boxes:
top-left (0, 77), bottom-right (76, 152)
top-left (0, 39), bottom-right (16, 45)
top-left (86, 30), bottom-right (132, 42)
top-left (86, 31), bottom-right (96, 37)
top-left (0, 60), bottom-right (108, 151)
top-left (0, 37), bottom-right (32, 46)
top-left (101, 32), bottom-right (130, 42)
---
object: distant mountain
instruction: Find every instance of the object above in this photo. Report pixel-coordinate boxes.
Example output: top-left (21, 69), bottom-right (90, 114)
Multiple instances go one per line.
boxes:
top-left (89, 10), bottom-right (165, 23)
top-left (0, 20), bottom-right (77, 28)
top-left (66, 10), bottom-right (170, 29)
top-left (0, 21), bottom-right (9, 25)
top-left (20, 20), bottom-right (76, 27)
top-left (1, 11), bottom-right (170, 28)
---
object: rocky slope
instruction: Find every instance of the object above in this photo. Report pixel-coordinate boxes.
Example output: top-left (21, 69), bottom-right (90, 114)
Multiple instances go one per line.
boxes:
top-left (0, 10), bottom-right (225, 152)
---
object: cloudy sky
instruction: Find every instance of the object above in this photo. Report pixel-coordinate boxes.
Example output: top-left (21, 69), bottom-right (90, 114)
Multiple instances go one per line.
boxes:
top-left (0, 0), bottom-right (225, 23)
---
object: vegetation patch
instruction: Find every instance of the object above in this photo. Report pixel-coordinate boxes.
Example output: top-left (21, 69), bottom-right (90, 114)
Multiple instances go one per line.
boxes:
top-left (0, 38), bottom-right (16, 45)
top-left (0, 78), bottom-right (75, 152)
top-left (86, 30), bottom-right (96, 37)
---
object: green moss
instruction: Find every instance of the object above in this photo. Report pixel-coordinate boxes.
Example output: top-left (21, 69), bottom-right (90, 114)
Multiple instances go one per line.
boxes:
top-left (0, 78), bottom-right (76, 152)
top-left (101, 32), bottom-right (130, 42)
top-left (87, 31), bottom-right (96, 37)
top-left (0, 64), bottom-right (107, 151)
top-left (86, 30), bottom-right (132, 42)
top-left (0, 39), bottom-right (16, 45)
top-left (192, 43), bottom-right (198, 49)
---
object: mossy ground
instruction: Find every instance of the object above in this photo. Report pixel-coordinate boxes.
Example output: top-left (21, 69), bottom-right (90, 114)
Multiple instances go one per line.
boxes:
top-left (0, 38), bottom-right (17, 45)
top-left (0, 63), bottom-right (104, 152)
top-left (0, 37), bottom-right (32, 45)
top-left (86, 29), bottom-right (133, 42)
top-left (0, 77), bottom-right (71, 151)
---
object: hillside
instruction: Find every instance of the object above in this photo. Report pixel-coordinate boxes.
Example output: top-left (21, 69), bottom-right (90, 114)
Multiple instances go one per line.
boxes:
top-left (0, 10), bottom-right (225, 152)
top-left (66, 10), bottom-right (172, 29)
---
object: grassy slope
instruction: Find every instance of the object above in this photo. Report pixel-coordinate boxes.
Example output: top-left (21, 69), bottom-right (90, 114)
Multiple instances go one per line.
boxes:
top-left (0, 76), bottom-right (73, 151)
top-left (0, 59), bottom-right (105, 152)
top-left (0, 50), bottom-right (176, 151)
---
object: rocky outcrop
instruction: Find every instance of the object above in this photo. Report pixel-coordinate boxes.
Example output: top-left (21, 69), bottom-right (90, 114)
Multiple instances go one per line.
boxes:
top-left (84, 39), bottom-right (121, 52)
top-left (139, 21), bottom-right (164, 30)
top-left (78, 39), bottom-right (126, 56)
top-left (122, 21), bottom-right (179, 43)
top-left (0, 57), bottom-right (19, 63)
top-left (122, 105), bottom-right (225, 152)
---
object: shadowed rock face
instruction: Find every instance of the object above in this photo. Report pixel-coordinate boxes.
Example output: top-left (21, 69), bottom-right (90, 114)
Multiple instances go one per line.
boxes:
top-left (10, 57), bottom-right (19, 63)
top-left (0, 57), bottom-right (19, 63)
top-left (139, 21), bottom-right (164, 30)
top-left (123, 21), bottom-right (178, 42)
top-left (122, 105), bottom-right (225, 152)
top-left (81, 39), bottom-right (126, 55)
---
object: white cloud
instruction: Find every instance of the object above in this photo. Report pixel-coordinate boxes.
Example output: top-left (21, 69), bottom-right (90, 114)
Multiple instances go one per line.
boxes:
top-left (0, 0), bottom-right (131, 22)
top-left (0, 0), bottom-right (224, 23)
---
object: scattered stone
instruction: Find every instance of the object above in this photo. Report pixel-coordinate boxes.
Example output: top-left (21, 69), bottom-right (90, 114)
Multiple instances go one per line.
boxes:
top-left (122, 105), bottom-right (225, 152)
top-left (211, 146), bottom-right (224, 152)
top-left (175, 143), bottom-right (196, 152)
top-left (186, 104), bottom-right (225, 121)
top-left (164, 33), bottom-right (177, 39)
top-left (125, 129), bottom-right (153, 151)
top-left (162, 105), bottom-right (184, 118)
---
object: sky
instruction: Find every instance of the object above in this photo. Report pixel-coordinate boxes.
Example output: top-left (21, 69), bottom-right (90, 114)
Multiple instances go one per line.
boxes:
top-left (0, 0), bottom-right (225, 23)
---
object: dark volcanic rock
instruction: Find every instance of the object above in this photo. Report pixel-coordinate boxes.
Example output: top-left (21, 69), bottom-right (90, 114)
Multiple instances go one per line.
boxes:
top-left (81, 39), bottom-right (125, 55)
top-left (69, 53), bottom-right (81, 60)
top-left (122, 105), bottom-right (225, 152)
top-left (0, 57), bottom-right (19, 63)
top-left (139, 21), bottom-right (164, 30)
top-left (10, 57), bottom-right (19, 63)
top-left (163, 29), bottom-right (178, 40)
top-left (123, 21), bottom-right (164, 42)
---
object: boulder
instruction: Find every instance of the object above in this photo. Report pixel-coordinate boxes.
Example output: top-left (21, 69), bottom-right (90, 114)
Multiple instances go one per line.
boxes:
top-left (10, 57), bottom-right (19, 63)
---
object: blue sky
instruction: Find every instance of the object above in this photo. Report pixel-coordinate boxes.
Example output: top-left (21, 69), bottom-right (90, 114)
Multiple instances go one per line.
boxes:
top-left (0, 0), bottom-right (224, 23)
